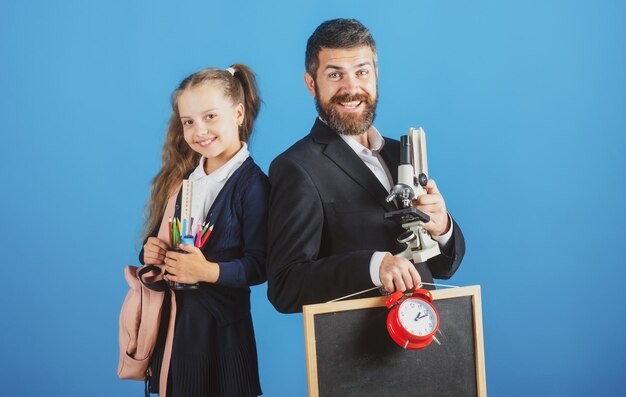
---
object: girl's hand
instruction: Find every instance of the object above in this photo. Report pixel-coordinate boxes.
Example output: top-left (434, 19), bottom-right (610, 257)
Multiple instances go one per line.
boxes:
top-left (164, 244), bottom-right (220, 284)
top-left (143, 237), bottom-right (168, 265)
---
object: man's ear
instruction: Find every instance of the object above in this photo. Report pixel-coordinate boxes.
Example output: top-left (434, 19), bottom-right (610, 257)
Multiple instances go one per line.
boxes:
top-left (304, 72), bottom-right (316, 98)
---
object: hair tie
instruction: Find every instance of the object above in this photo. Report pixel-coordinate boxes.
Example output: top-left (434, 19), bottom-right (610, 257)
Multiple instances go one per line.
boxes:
top-left (226, 67), bottom-right (236, 76)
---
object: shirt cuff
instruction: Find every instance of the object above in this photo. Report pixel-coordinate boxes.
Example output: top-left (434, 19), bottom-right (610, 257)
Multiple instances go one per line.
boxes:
top-left (369, 251), bottom-right (388, 287)
top-left (431, 213), bottom-right (454, 249)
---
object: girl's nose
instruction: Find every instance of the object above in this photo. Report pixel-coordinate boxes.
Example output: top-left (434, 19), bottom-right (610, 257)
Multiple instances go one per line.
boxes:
top-left (195, 121), bottom-right (209, 136)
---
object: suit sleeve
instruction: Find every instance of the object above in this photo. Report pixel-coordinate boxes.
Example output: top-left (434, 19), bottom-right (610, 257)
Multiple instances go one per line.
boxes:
top-left (427, 217), bottom-right (465, 279)
top-left (267, 156), bottom-right (375, 313)
top-left (215, 173), bottom-right (269, 288)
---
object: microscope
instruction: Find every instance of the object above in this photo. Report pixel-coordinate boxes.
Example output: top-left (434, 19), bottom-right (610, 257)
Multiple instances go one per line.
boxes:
top-left (385, 128), bottom-right (440, 263)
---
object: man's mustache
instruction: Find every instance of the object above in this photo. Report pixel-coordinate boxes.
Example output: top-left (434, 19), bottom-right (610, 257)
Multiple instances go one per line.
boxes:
top-left (329, 93), bottom-right (372, 105)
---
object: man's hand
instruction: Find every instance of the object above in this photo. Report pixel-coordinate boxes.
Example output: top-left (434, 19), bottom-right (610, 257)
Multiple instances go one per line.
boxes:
top-left (379, 253), bottom-right (422, 293)
top-left (412, 179), bottom-right (451, 237)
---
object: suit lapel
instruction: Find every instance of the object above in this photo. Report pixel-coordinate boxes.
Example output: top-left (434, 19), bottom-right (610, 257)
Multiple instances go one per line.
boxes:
top-left (311, 118), bottom-right (396, 212)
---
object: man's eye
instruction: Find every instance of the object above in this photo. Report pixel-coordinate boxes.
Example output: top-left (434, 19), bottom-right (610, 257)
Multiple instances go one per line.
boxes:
top-left (328, 72), bottom-right (341, 79)
top-left (357, 70), bottom-right (369, 76)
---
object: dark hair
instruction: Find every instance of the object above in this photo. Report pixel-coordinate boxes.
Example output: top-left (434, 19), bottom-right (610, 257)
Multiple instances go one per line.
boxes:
top-left (305, 18), bottom-right (377, 77)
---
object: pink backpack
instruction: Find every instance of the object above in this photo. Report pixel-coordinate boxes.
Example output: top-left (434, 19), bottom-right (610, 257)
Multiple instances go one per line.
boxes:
top-left (117, 265), bottom-right (167, 380)
top-left (118, 186), bottom-right (180, 396)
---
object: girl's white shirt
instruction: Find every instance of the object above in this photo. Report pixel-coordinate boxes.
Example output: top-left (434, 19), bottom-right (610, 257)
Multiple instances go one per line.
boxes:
top-left (187, 142), bottom-right (250, 229)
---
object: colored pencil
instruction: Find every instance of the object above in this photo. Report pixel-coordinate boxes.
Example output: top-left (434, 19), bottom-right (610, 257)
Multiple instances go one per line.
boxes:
top-left (200, 224), bottom-right (214, 247)
top-left (174, 218), bottom-right (180, 246)
top-left (195, 223), bottom-right (202, 247)
top-left (168, 217), bottom-right (173, 247)
top-left (201, 221), bottom-right (210, 236)
top-left (171, 218), bottom-right (176, 247)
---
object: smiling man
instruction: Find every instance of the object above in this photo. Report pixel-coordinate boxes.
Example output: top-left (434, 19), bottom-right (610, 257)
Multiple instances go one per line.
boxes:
top-left (267, 19), bottom-right (465, 313)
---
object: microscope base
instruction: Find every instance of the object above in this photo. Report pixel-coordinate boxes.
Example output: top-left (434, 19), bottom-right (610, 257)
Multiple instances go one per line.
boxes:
top-left (395, 221), bottom-right (441, 264)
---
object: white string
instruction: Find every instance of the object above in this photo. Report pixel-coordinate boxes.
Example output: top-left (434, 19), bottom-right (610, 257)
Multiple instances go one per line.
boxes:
top-left (420, 281), bottom-right (460, 289)
top-left (326, 287), bottom-right (380, 303)
top-left (326, 281), bottom-right (459, 303)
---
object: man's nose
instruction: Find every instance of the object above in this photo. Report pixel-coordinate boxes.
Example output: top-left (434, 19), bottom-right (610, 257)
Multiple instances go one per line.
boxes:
top-left (341, 73), bottom-right (360, 94)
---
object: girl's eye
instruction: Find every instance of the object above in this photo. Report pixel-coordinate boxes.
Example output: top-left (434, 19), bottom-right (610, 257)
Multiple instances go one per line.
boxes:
top-left (205, 114), bottom-right (216, 120)
top-left (182, 120), bottom-right (193, 127)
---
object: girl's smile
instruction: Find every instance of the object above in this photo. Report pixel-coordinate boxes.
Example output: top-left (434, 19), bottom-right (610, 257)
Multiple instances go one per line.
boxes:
top-left (194, 136), bottom-right (217, 147)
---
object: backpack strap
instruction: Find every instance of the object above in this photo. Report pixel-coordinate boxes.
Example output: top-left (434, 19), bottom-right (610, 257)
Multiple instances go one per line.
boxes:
top-left (154, 183), bottom-right (182, 397)
top-left (156, 182), bottom-right (183, 245)
top-left (138, 265), bottom-right (168, 292)
top-left (144, 369), bottom-right (150, 397)
top-left (159, 292), bottom-right (177, 397)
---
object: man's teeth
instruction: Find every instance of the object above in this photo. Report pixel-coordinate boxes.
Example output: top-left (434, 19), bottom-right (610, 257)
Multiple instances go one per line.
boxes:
top-left (341, 101), bottom-right (361, 109)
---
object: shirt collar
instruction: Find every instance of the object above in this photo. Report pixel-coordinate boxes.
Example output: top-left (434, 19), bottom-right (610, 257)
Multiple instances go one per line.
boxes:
top-left (189, 142), bottom-right (250, 183)
top-left (337, 125), bottom-right (386, 154)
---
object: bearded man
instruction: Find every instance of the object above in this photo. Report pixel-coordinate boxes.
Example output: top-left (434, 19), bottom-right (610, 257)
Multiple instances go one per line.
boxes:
top-left (267, 19), bottom-right (465, 313)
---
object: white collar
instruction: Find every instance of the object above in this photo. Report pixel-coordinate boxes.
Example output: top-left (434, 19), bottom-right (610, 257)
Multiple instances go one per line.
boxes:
top-left (337, 125), bottom-right (386, 154)
top-left (189, 142), bottom-right (250, 183)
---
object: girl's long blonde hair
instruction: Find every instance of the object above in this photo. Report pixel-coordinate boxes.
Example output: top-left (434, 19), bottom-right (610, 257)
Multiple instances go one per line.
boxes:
top-left (143, 64), bottom-right (260, 239)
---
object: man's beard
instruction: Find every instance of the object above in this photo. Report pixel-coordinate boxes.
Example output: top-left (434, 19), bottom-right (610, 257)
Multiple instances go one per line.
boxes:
top-left (315, 88), bottom-right (378, 136)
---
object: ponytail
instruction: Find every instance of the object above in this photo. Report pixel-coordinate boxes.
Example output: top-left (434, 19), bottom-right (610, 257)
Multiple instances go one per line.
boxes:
top-left (230, 64), bottom-right (261, 142)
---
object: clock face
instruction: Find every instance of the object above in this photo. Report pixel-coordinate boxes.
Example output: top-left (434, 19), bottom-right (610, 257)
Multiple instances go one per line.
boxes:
top-left (398, 298), bottom-right (438, 336)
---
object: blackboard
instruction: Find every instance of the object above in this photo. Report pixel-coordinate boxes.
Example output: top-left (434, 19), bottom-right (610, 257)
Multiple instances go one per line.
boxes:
top-left (303, 285), bottom-right (486, 397)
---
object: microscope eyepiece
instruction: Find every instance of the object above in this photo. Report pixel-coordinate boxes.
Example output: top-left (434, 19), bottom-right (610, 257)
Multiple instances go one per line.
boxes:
top-left (400, 135), bottom-right (411, 165)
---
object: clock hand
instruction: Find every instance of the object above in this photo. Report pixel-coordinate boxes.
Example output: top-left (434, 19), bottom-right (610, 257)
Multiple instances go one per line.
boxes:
top-left (414, 312), bottom-right (422, 322)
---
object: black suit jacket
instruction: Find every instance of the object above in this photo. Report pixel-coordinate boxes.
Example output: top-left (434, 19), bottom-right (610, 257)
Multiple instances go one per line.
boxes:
top-left (267, 118), bottom-right (465, 313)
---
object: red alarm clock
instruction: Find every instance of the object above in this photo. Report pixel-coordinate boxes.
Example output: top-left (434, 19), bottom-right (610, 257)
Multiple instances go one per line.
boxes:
top-left (386, 288), bottom-right (440, 349)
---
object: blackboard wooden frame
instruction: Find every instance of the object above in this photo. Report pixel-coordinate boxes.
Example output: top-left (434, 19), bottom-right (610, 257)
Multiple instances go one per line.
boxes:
top-left (303, 285), bottom-right (486, 396)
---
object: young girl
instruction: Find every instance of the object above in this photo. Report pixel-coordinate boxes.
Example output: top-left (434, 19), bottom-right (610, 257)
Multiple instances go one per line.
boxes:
top-left (139, 64), bottom-right (268, 396)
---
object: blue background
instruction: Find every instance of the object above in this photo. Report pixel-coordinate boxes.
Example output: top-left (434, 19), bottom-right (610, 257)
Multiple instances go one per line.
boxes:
top-left (1, 0), bottom-right (625, 395)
